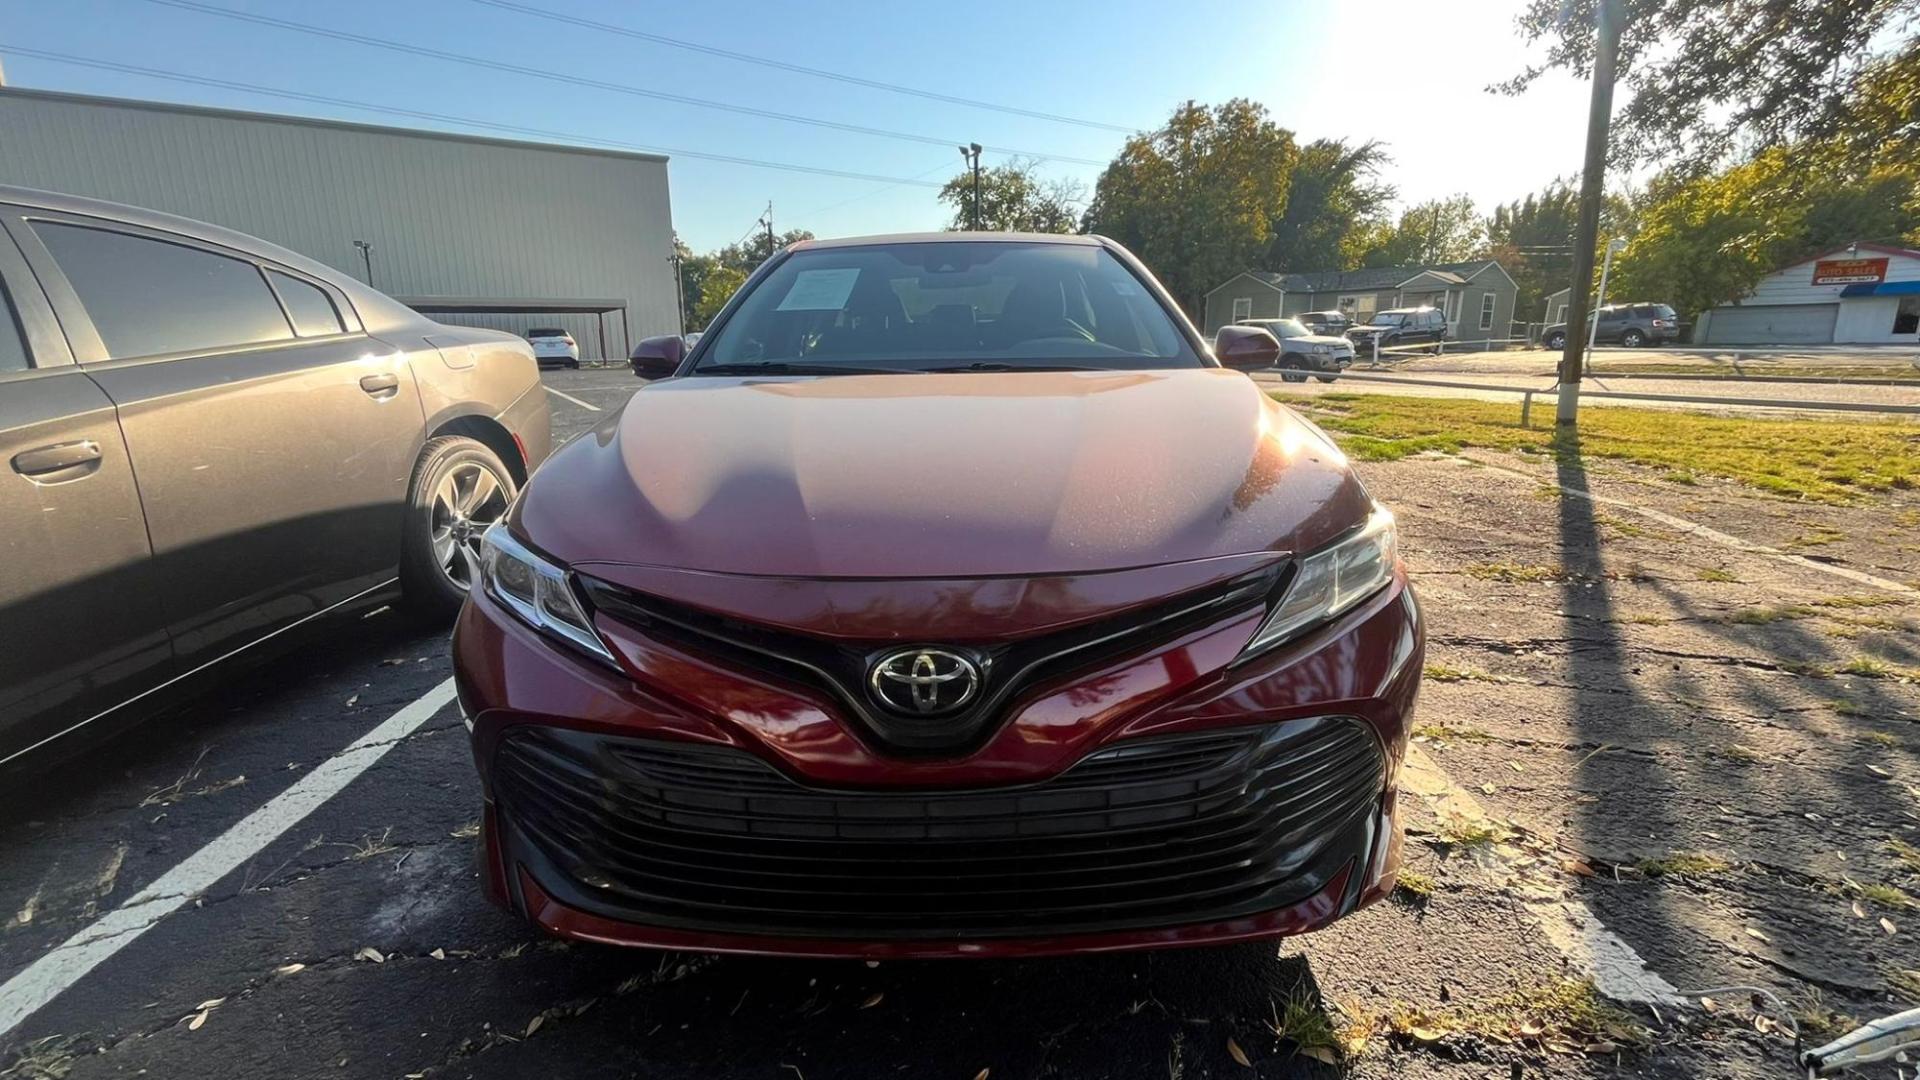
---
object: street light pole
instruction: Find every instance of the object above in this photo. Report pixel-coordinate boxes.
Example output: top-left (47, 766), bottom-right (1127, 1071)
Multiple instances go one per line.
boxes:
top-left (668, 253), bottom-right (685, 337)
top-left (1555, 0), bottom-right (1622, 427)
top-left (958, 143), bottom-right (983, 230)
top-left (351, 239), bottom-right (374, 288)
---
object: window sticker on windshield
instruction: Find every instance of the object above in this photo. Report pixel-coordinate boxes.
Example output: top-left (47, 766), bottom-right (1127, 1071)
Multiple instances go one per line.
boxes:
top-left (776, 268), bottom-right (861, 311)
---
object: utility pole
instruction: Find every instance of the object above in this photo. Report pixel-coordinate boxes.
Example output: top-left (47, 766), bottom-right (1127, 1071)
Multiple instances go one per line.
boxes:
top-left (668, 252), bottom-right (685, 337)
top-left (1556, 0), bottom-right (1622, 427)
top-left (958, 143), bottom-right (983, 230)
top-left (351, 239), bottom-right (374, 288)
top-left (1586, 237), bottom-right (1628, 362)
top-left (760, 202), bottom-right (775, 262)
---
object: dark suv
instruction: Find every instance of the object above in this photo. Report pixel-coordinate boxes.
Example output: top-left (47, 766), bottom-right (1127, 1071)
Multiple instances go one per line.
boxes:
top-left (1542, 302), bottom-right (1679, 349)
top-left (1296, 310), bottom-right (1351, 337)
top-left (1345, 307), bottom-right (1448, 355)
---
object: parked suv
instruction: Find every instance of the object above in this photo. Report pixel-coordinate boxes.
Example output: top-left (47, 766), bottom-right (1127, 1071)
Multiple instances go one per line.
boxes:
top-left (1237, 317), bottom-right (1355, 382)
top-left (455, 233), bottom-right (1422, 959)
top-left (1541, 302), bottom-right (1679, 349)
top-left (0, 186), bottom-right (550, 766)
top-left (1346, 307), bottom-right (1447, 355)
top-left (1297, 310), bottom-right (1351, 337)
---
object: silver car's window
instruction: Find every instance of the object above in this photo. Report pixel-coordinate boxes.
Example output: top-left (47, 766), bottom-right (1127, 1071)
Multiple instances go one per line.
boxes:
top-left (267, 270), bottom-right (345, 338)
top-left (32, 223), bottom-right (294, 360)
top-left (698, 242), bottom-right (1201, 372)
top-left (0, 281), bottom-right (26, 372)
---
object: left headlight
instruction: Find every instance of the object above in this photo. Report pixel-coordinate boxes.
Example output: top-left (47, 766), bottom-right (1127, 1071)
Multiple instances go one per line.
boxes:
top-left (1241, 506), bottom-right (1398, 658)
top-left (479, 522), bottom-right (619, 667)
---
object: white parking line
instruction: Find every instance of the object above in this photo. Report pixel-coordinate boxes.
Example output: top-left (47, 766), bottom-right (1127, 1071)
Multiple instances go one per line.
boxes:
top-left (1400, 746), bottom-right (1684, 1007)
top-left (1470, 455), bottom-right (1915, 594)
top-left (545, 386), bottom-right (601, 412)
top-left (0, 679), bottom-right (457, 1038)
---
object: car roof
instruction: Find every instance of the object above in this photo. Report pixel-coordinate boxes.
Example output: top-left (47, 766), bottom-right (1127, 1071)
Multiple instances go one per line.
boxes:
top-left (789, 231), bottom-right (1109, 251)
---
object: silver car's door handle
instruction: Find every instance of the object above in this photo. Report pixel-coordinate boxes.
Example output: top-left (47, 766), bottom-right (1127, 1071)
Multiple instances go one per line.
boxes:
top-left (359, 373), bottom-right (401, 400)
top-left (12, 440), bottom-right (103, 480)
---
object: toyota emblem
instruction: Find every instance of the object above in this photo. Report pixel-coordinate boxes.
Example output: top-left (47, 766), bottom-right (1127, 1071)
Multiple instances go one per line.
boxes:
top-left (868, 648), bottom-right (980, 716)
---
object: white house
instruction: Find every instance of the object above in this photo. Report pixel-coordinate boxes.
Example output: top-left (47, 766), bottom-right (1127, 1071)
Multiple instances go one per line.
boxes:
top-left (1696, 243), bottom-right (1920, 345)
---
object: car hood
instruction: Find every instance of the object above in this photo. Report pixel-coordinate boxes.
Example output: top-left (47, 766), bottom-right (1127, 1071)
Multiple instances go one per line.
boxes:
top-left (1288, 334), bottom-right (1354, 348)
top-left (517, 368), bottom-right (1372, 580)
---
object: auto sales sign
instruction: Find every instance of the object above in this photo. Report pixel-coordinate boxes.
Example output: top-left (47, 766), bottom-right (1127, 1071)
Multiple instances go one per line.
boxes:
top-left (1812, 257), bottom-right (1889, 285)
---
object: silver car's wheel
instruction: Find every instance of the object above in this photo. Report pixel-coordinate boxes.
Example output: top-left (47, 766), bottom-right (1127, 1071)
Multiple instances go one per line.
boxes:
top-left (401, 435), bottom-right (519, 622)
top-left (428, 460), bottom-right (510, 589)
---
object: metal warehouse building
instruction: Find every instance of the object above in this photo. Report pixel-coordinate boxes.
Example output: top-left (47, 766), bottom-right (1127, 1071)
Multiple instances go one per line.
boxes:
top-left (1694, 243), bottom-right (1920, 345)
top-left (0, 86), bottom-right (678, 359)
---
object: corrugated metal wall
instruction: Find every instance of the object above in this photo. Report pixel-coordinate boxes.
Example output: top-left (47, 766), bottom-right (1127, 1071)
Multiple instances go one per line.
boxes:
top-left (0, 88), bottom-right (676, 358)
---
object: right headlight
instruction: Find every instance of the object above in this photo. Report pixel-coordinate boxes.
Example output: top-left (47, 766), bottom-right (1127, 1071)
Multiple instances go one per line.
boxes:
top-left (479, 522), bottom-right (619, 668)
top-left (1241, 506), bottom-right (1398, 657)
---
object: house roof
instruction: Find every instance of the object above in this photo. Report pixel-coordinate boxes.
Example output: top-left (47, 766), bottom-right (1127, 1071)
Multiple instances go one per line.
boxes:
top-left (1790, 242), bottom-right (1920, 264)
top-left (1225, 259), bottom-right (1509, 295)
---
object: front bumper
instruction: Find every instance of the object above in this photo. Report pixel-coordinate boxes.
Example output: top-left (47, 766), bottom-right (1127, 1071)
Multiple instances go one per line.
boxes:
top-left (453, 570), bottom-right (1423, 958)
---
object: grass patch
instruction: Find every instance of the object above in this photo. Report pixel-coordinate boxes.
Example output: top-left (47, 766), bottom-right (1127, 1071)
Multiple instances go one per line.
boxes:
top-left (1886, 838), bottom-right (1920, 875)
top-left (1286, 393), bottom-right (1920, 504)
top-left (1715, 743), bottom-right (1765, 764)
top-left (1422, 664), bottom-right (1505, 685)
top-left (1696, 568), bottom-right (1741, 583)
top-left (1838, 656), bottom-right (1919, 680)
top-left (1433, 814), bottom-right (1505, 849)
top-left (1720, 604), bottom-right (1818, 625)
top-left (1268, 989), bottom-right (1343, 1060)
top-left (1411, 721), bottom-right (1492, 742)
top-left (1815, 594), bottom-right (1909, 609)
top-left (1636, 852), bottom-right (1734, 878)
top-left (1464, 561), bottom-right (1564, 583)
top-left (1863, 727), bottom-right (1898, 744)
top-left (1853, 881), bottom-right (1917, 909)
top-left (1394, 869), bottom-right (1438, 901)
top-left (1889, 969), bottom-right (1920, 1005)
top-left (1345, 979), bottom-right (1647, 1054)
top-left (1795, 989), bottom-right (1857, 1041)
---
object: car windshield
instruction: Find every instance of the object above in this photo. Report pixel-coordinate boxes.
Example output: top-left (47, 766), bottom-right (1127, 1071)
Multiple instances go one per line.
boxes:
top-left (1262, 318), bottom-right (1310, 338)
top-left (527, 328), bottom-right (565, 337)
top-left (1652, 304), bottom-right (1676, 318)
top-left (1368, 312), bottom-right (1403, 326)
top-left (693, 241), bottom-right (1200, 373)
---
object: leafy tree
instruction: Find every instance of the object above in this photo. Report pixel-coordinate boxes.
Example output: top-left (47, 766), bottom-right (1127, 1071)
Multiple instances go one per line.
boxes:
top-left (1353, 195), bottom-right (1486, 267)
top-left (691, 265), bottom-right (747, 331)
top-left (1081, 99), bottom-right (1297, 317)
top-left (938, 157), bottom-right (1084, 233)
top-left (1261, 139), bottom-right (1395, 272)
top-left (1502, 0), bottom-right (1920, 168)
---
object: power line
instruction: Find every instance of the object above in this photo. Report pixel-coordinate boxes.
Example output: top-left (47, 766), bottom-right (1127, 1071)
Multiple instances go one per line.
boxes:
top-left (790, 156), bottom-right (957, 225)
top-left (0, 46), bottom-right (950, 188)
top-left (136, 0), bottom-right (1108, 167)
top-left (465, 0), bottom-right (1136, 135)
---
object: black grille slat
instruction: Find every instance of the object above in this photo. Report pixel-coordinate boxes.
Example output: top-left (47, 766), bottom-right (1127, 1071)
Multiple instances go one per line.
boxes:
top-left (495, 718), bottom-right (1383, 938)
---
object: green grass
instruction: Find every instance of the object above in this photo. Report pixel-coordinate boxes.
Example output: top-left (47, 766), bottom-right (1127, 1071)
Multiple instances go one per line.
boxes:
top-left (1422, 664), bottom-right (1505, 685)
top-left (1696, 568), bottom-right (1741, 583)
top-left (1855, 881), bottom-right (1917, 909)
top-left (1287, 393), bottom-right (1920, 504)
top-left (1434, 815), bottom-right (1504, 849)
top-left (1636, 852), bottom-right (1735, 878)
top-left (1886, 837), bottom-right (1920, 874)
top-left (1463, 561), bottom-right (1565, 583)
top-left (1393, 869), bottom-right (1438, 901)
top-left (1720, 604), bottom-right (1818, 625)
top-left (1412, 721), bottom-right (1493, 741)
top-left (1816, 594), bottom-right (1910, 609)
top-left (1838, 656), bottom-right (1920, 680)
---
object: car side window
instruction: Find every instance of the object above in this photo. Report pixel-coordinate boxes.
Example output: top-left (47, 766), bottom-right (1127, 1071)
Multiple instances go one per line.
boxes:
top-left (0, 280), bottom-right (27, 373)
top-left (31, 222), bottom-right (293, 360)
top-left (1631, 304), bottom-right (1656, 319)
top-left (267, 269), bottom-right (345, 338)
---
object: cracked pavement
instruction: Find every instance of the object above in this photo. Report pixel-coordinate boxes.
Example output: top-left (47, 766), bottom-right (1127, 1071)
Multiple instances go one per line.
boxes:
top-left (1, 371), bottom-right (1916, 1078)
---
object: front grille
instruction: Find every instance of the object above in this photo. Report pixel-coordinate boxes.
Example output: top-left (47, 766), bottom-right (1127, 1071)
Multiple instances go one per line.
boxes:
top-left (493, 718), bottom-right (1384, 938)
top-left (577, 567), bottom-right (1284, 755)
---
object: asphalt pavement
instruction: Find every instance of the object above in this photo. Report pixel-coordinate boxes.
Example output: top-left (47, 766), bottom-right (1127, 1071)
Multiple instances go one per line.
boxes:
top-left (1, 364), bottom-right (1915, 1079)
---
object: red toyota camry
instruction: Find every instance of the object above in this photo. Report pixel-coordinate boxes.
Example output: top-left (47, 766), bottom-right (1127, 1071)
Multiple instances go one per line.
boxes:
top-left (451, 233), bottom-right (1424, 959)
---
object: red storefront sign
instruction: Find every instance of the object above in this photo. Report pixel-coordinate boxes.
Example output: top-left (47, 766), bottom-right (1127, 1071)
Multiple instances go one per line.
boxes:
top-left (1812, 257), bottom-right (1889, 285)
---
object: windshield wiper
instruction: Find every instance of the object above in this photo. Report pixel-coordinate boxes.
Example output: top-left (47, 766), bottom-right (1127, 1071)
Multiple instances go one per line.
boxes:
top-left (920, 362), bottom-right (1104, 373)
top-left (692, 362), bottom-right (913, 376)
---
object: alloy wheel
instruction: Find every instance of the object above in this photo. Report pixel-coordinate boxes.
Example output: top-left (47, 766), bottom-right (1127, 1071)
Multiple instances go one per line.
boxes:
top-left (429, 461), bottom-right (510, 589)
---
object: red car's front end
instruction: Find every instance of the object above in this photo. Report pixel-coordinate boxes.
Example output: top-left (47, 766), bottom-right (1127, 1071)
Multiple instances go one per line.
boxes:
top-left (451, 235), bottom-right (1424, 958)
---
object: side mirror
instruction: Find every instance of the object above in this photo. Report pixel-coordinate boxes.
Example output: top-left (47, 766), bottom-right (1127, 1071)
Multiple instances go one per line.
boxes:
top-left (630, 334), bottom-right (685, 378)
top-left (1212, 325), bottom-right (1281, 371)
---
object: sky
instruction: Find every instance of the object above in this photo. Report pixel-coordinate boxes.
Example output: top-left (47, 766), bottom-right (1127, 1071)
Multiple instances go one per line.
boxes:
top-left (0, 0), bottom-right (1598, 253)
